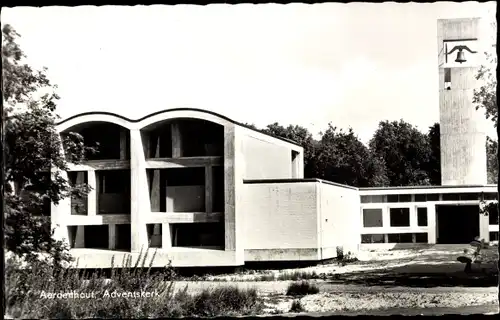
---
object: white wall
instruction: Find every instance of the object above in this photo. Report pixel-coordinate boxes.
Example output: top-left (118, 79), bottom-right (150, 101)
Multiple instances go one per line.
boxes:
top-left (240, 135), bottom-right (293, 179)
top-left (242, 182), bottom-right (319, 250)
top-left (317, 182), bottom-right (361, 257)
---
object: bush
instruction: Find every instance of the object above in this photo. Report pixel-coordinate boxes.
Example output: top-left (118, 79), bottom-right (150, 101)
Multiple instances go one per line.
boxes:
top-left (286, 281), bottom-right (320, 296)
top-left (289, 299), bottom-right (305, 313)
top-left (5, 248), bottom-right (263, 318)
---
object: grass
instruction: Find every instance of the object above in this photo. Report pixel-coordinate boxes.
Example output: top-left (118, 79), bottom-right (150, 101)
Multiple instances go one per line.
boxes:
top-left (286, 281), bottom-right (320, 296)
top-left (5, 248), bottom-right (264, 319)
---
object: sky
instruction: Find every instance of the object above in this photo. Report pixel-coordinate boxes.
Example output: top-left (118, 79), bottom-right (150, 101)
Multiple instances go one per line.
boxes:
top-left (2, 2), bottom-right (497, 143)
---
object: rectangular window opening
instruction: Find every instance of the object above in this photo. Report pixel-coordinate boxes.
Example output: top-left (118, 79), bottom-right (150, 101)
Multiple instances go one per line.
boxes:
top-left (389, 208), bottom-right (410, 227)
top-left (362, 208), bottom-right (383, 228)
top-left (417, 207), bottom-right (428, 227)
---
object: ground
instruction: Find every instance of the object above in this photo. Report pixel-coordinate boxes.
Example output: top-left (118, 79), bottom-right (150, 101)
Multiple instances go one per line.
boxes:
top-left (175, 245), bottom-right (499, 315)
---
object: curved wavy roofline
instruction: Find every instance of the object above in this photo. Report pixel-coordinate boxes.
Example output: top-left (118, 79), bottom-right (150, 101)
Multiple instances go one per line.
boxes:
top-left (56, 108), bottom-right (301, 147)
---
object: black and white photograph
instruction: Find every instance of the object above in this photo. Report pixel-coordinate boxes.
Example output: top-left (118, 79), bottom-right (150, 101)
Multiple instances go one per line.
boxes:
top-left (2, 2), bottom-right (498, 318)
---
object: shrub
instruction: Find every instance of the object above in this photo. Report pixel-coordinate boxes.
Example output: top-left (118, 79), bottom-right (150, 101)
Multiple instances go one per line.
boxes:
top-left (277, 271), bottom-right (320, 281)
top-left (286, 281), bottom-right (320, 296)
top-left (289, 299), bottom-right (305, 313)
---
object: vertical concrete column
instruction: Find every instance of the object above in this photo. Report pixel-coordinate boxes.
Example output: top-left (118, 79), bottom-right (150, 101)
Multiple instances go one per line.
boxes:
top-left (479, 211), bottom-right (490, 242)
top-left (120, 129), bottom-right (128, 160)
top-left (150, 136), bottom-right (161, 211)
top-left (297, 151), bottom-right (304, 179)
top-left (50, 165), bottom-right (71, 245)
top-left (382, 206), bottom-right (390, 229)
top-left (427, 204), bottom-right (437, 244)
top-left (231, 126), bottom-right (245, 264)
top-left (223, 126), bottom-right (237, 252)
top-left (87, 170), bottom-right (97, 216)
top-left (171, 122), bottom-right (182, 158)
top-left (108, 224), bottom-right (117, 250)
top-left (75, 226), bottom-right (85, 248)
top-left (205, 165), bottom-right (213, 213)
top-left (130, 129), bottom-right (149, 252)
top-left (409, 206), bottom-right (417, 228)
top-left (162, 223), bottom-right (172, 249)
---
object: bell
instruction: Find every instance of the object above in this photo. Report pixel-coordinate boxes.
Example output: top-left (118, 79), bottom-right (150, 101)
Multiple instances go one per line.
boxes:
top-left (455, 50), bottom-right (467, 63)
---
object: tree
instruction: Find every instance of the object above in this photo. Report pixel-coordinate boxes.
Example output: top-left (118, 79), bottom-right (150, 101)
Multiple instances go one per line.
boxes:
top-left (261, 122), bottom-right (319, 178)
top-left (486, 137), bottom-right (498, 184)
top-left (314, 124), bottom-right (389, 187)
top-left (426, 123), bottom-right (441, 185)
top-left (369, 120), bottom-right (432, 186)
top-left (2, 24), bottom-right (95, 265)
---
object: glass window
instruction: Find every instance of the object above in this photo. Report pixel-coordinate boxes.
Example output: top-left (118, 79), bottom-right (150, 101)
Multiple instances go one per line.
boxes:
top-left (389, 208), bottom-right (410, 227)
top-left (426, 194), bottom-right (439, 201)
top-left (415, 194), bottom-right (426, 202)
top-left (361, 234), bottom-right (385, 243)
top-left (442, 193), bottom-right (460, 201)
top-left (417, 207), bottom-right (428, 226)
top-left (490, 232), bottom-right (499, 242)
top-left (399, 194), bottom-right (412, 202)
top-left (387, 195), bottom-right (398, 203)
top-left (363, 209), bottom-right (383, 228)
top-left (460, 193), bottom-right (479, 201)
top-left (415, 233), bottom-right (428, 243)
top-left (387, 233), bottom-right (412, 243)
top-left (483, 193), bottom-right (498, 201)
top-left (361, 196), bottom-right (370, 204)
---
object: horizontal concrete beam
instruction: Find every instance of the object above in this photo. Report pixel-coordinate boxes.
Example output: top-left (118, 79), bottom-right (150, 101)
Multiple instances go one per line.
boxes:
top-left (145, 156), bottom-right (222, 169)
top-left (66, 214), bottom-right (131, 225)
top-left (68, 160), bottom-right (130, 171)
top-left (145, 212), bottom-right (223, 224)
top-left (360, 227), bottom-right (430, 235)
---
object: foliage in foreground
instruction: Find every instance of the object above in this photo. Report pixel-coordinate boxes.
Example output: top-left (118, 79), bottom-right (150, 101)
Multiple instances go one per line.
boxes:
top-left (5, 249), bottom-right (263, 319)
top-left (286, 281), bottom-right (320, 296)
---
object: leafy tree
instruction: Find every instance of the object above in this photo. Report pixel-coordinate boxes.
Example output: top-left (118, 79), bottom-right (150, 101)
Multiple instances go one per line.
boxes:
top-left (314, 124), bottom-right (389, 187)
top-left (486, 137), bottom-right (498, 184)
top-left (261, 122), bottom-right (319, 178)
top-left (426, 123), bottom-right (441, 185)
top-left (2, 24), bottom-right (95, 266)
top-left (369, 120), bottom-right (432, 186)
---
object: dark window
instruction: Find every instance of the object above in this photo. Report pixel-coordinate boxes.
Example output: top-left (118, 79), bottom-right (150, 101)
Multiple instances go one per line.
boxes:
top-left (387, 233), bottom-right (413, 243)
top-left (415, 233), bottom-right (428, 243)
top-left (444, 68), bottom-right (451, 90)
top-left (389, 208), bottom-right (410, 227)
top-left (460, 193), bottom-right (479, 201)
top-left (442, 193), bottom-right (460, 201)
top-left (99, 170), bottom-right (130, 194)
top-left (489, 203), bottom-right (499, 225)
top-left (483, 193), bottom-right (498, 201)
top-left (165, 167), bottom-right (205, 186)
top-left (387, 195), bottom-right (398, 203)
top-left (361, 195), bottom-right (385, 203)
top-left (399, 194), bottom-right (412, 202)
top-left (415, 194), bottom-right (426, 202)
top-left (426, 194), bottom-right (439, 201)
top-left (363, 209), bottom-right (383, 228)
top-left (490, 232), bottom-right (499, 241)
top-left (417, 207), bottom-right (428, 226)
top-left (361, 234), bottom-right (385, 244)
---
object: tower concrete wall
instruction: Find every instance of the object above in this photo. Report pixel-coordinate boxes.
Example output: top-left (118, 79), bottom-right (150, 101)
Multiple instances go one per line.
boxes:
top-left (437, 18), bottom-right (487, 185)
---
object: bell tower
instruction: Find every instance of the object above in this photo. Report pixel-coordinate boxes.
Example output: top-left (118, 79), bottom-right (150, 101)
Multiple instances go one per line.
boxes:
top-left (437, 18), bottom-right (487, 186)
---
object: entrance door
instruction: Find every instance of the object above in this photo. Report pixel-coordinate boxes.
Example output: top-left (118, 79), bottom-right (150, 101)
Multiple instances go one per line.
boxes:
top-left (436, 205), bottom-right (480, 244)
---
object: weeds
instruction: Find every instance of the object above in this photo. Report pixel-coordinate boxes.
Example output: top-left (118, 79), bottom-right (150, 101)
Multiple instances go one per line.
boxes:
top-left (289, 299), bottom-right (305, 313)
top-left (5, 247), bottom-right (263, 318)
top-left (286, 281), bottom-right (320, 296)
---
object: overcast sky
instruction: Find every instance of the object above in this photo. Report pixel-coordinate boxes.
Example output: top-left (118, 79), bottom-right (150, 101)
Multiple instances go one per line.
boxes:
top-left (2, 3), bottom-right (497, 142)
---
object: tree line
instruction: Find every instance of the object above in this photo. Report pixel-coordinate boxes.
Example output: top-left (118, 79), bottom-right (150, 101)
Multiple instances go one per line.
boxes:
top-left (245, 121), bottom-right (498, 188)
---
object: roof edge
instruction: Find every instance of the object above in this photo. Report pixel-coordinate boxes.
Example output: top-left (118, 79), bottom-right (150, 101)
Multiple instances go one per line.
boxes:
top-left (56, 108), bottom-right (302, 148)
